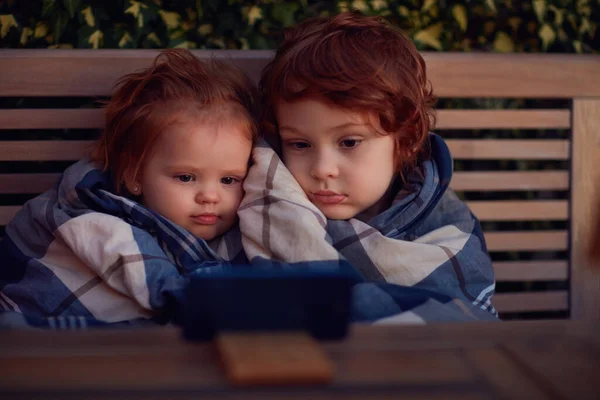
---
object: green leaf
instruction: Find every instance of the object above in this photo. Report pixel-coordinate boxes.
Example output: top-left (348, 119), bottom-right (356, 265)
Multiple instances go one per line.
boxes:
top-left (271, 3), bottom-right (299, 27)
top-left (351, 0), bottom-right (369, 13)
top-left (42, 0), bottom-right (56, 17)
top-left (147, 32), bottom-right (162, 46)
top-left (63, 0), bottom-right (81, 19)
top-left (539, 23), bottom-right (555, 50)
top-left (81, 6), bottom-right (95, 27)
top-left (452, 4), bottom-right (467, 32)
top-left (158, 10), bottom-right (181, 30)
top-left (242, 5), bottom-right (263, 25)
top-left (485, 0), bottom-right (497, 14)
top-left (413, 22), bottom-right (443, 50)
top-left (52, 10), bottom-right (69, 43)
top-left (34, 21), bottom-right (49, 39)
top-left (533, 0), bottom-right (546, 22)
top-left (0, 14), bottom-right (19, 39)
top-left (125, 0), bottom-right (148, 28)
top-left (493, 31), bottom-right (514, 52)
top-left (118, 31), bottom-right (133, 48)
top-left (421, 0), bottom-right (436, 12)
top-left (370, 0), bottom-right (388, 11)
top-left (20, 26), bottom-right (33, 45)
top-left (87, 29), bottom-right (103, 49)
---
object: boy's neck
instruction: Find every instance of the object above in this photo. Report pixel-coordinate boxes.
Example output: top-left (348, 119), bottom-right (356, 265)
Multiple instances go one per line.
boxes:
top-left (355, 175), bottom-right (401, 223)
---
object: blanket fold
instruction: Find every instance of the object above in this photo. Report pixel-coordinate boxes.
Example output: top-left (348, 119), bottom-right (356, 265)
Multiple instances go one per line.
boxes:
top-left (238, 134), bottom-right (497, 322)
top-left (0, 159), bottom-right (245, 327)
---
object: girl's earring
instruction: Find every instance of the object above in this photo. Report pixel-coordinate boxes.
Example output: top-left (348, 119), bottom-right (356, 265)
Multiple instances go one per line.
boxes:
top-left (133, 185), bottom-right (140, 194)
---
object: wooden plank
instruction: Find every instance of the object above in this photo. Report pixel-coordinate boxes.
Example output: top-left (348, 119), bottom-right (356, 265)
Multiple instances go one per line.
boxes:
top-left (494, 261), bottom-right (569, 282)
top-left (422, 52), bottom-right (600, 98)
top-left (467, 200), bottom-right (569, 221)
top-left (436, 109), bottom-right (571, 130)
top-left (451, 171), bottom-right (569, 191)
top-left (0, 49), bottom-right (273, 96)
top-left (570, 98), bottom-right (600, 321)
top-left (447, 139), bottom-right (570, 160)
top-left (0, 109), bottom-right (103, 130)
top-left (2, 50), bottom-right (600, 98)
top-left (0, 109), bottom-right (571, 131)
top-left (0, 206), bottom-right (20, 225)
top-left (0, 173), bottom-right (60, 194)
top-left (502, 340), bottom-right (600, 400)
top-left (494, 291), bottom-right (569, 313)
top-left (461, 348), bottom-right (548, 400)
top-left (0, 140), bottom-right (91, 161)
top-left (484, 231), bottom-right (568, 252)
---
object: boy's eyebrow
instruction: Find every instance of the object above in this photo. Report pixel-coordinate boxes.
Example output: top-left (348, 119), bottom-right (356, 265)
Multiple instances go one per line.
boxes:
top-left (279, 122), bottom-right (368, 134)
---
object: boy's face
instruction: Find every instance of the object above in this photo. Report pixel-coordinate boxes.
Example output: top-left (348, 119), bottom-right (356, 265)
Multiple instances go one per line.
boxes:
top-left (276, 99), bottom-right (396, 220)
top-left (136, 116), bottom-right (252, 240)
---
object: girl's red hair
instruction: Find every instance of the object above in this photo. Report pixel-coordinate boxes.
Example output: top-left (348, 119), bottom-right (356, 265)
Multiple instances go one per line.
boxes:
top-left (92, 49), bottom-right (259, 193)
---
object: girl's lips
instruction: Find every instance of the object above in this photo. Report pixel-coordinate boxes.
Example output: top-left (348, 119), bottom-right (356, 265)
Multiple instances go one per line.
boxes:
top-left (192, 214), bottom-right (219, 225)
top-left (312, 192), bottom-right (347, 205)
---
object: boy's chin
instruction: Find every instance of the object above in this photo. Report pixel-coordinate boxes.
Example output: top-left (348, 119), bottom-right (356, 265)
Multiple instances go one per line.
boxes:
top-left (316, 205), bottom-right (358, 221)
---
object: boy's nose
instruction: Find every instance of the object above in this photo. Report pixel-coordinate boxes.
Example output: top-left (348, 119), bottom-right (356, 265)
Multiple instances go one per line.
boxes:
top-left (310, 152), bottom-right (339, 180)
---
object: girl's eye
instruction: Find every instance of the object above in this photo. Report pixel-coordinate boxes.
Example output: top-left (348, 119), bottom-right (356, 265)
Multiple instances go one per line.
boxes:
top-left (340, 139), bottom-right (361, 148)
top-left (288, 141), bottom-right (310, 150)
top-left (220, 177), bottom-right (238, 185)
top-left (176, 175), bottom-right (194, 183)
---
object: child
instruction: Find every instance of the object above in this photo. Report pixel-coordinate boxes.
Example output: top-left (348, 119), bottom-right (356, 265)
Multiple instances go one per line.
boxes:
top-left (239, 11), bottom-right (496, 319)
top-left (0, 49), bottom-right (259, 327)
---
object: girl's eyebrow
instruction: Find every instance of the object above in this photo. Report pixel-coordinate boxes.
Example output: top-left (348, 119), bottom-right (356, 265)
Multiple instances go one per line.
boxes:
top-left (167, 165), bottom-right (247, 176)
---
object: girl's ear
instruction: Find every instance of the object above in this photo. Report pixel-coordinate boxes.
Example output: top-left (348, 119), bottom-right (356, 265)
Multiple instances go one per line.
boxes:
top-left (123, 168), bottom-right (142, 196)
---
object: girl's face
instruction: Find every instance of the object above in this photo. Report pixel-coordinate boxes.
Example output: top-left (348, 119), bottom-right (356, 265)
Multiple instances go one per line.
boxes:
top-left (135, 115), bottom-right (252, 240)
top-left (276, 98), bottom-right (396, 221)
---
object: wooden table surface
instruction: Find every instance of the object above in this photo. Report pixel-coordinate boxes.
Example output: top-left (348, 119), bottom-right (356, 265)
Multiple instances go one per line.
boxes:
top-left (0, 320), bottom-right (598, 399)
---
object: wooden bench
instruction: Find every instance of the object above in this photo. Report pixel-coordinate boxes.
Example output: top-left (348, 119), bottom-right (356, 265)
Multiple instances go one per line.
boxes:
top-left (1, 50), bottom-right (599, 320)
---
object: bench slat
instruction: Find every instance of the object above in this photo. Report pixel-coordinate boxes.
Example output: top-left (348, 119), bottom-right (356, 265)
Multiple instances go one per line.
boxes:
top-left (0, 109), bottom-right (571, 130)
top-left (494, 291), bottom-right (568, 313)
top-left (0, 140), bottom-right (570, 161)
top-left (452, 171), bottom-right (569, 191)
top-left (0, 109), bottom-right (104, 130)
top-left (0, 141), bottom-right (91, 161)
top-left (467, 200), bottom-right (569, 221)
top-left (436, 110), bottom-right (571, 130)
top-left (2, 50), bottom-right (600, 98)
top-left (494, 261), bottom-right (568, 281)
top-left (447, 139), bottom-right (570, 160)
top-left (0, 171), bottom-right (571, 194)
top-left (485, 231), bottom-right (568, 251)
top-left (0, 174), bottom-right (61, 194)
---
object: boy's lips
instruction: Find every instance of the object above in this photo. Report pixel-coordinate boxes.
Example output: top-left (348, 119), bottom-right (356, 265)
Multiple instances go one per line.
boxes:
top-left (192, 214), bottom-right (219, 225)
top-left (312, 190), bottom-right (347, 205)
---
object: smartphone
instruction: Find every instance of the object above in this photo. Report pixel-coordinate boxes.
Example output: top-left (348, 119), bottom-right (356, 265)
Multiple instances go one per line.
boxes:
top-left (182, 266), bottom-right (355, 341)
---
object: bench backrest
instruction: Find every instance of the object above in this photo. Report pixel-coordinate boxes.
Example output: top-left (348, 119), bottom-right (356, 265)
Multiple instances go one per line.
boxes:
top-left (1, 49), bottom-right (599, 320)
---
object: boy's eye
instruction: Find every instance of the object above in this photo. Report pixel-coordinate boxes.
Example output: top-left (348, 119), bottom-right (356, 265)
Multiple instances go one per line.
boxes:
top-left (176, 175), bottom-right (194, 183)
top-left (340, 139), bottom-right (361, 148)
top-left (220, 177), bottom-right (238, 185)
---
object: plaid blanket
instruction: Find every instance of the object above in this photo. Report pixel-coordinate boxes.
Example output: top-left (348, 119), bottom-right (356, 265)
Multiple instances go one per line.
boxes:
top-left (0, 159), bottom-right (246, 328)
top-left (239, 134), bottom-right (497, 323)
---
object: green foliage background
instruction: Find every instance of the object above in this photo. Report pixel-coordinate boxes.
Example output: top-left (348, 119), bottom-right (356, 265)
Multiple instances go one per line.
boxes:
top-left (1, 0), bottom-right (598, 52)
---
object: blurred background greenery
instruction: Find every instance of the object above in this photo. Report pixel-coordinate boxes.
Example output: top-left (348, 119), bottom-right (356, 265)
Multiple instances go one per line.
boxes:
top-left (1, 0), bottom-right (598, 52)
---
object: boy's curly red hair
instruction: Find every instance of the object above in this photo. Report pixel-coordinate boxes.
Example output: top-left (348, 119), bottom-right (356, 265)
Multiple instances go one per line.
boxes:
top-left (92, 49), bottom-right (259, 194)
top-left (260, 11), bottom-right (436, 173)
